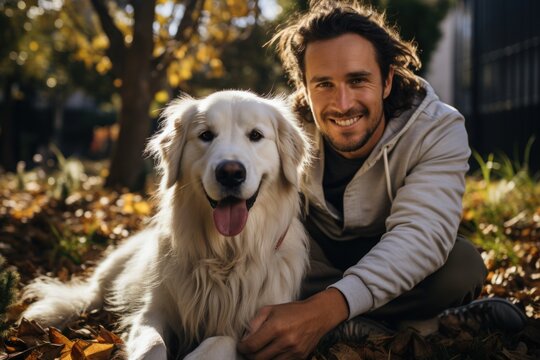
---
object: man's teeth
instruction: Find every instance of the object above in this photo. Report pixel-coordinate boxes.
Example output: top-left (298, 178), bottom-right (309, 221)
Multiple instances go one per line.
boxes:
top-left (333, 116), bottom-right (361, 127)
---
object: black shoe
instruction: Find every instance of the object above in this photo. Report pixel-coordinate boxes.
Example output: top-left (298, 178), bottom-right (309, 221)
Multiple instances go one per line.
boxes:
top-left (438, 297), bottom-right (527, 333)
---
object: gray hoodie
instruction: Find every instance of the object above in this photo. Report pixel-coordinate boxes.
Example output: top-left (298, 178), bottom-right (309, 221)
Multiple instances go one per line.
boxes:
top-left (301, 80), bottom-right (470, 319)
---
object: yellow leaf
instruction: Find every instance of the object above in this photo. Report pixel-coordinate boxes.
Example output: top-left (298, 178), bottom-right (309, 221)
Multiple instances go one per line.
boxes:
top-left (155, 90), bottom-right (169, 104)
top-left (178, 56), bottom-right (194, 80)
top-left (91, 34), bottom-right (109, 50)
top-left (226, 0), bottom-right (249, 17)
top-left (49, 327), bottom-right (72, 347)
top-left (83, 343), bottom-right (114, 360)
top-left (156, 13), bottom-right (168, 25)
top-left (174, 45), bottom-right (188, 58)
top-left (96, 326), bottom-right (123, 345)
top-left (29, 41), bottom-right (39, 51)
top-left (95, 56), bottom-right (112, 74)
top-left (196, 45), bottom-right (210, 62)
top-left (168, 72), bottom-right (180, 87)
top-left (134, 201), bottom-right (151, 216)
top-left (71, 339), bottom-right (91, 360)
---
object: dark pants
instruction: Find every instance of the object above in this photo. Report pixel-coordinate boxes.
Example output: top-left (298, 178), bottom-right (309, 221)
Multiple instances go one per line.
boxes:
top-left (300, 235), bottom-right (487, 321)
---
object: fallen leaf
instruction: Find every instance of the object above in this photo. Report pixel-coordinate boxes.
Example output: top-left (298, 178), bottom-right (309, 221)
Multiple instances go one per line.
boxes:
top-left (412, 333), bottom-right (432, 359)
top-left (83, 343), bottom-right (114, 360)
top-left (96, 326), bottom-right (123, 345)
top-left (71, 339), bottom-right (91, 360)
top-left (17, 319), bottom-right (47, 347)
top-left (328, 343), bottom-right (361, 360)
top-left (390, 329), bottom-right (413, 355)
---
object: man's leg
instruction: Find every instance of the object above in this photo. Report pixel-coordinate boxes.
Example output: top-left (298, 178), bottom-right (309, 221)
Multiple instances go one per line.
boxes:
top-left (302, 235), bottom-right (525, 338)
top-left (368, 236), bottom-right (487, 321)
top-left (301, 235), bottom-right (487, 319)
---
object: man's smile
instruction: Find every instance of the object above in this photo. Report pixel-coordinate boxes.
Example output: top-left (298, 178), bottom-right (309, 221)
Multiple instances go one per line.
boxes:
top-left (330, 115), bottom-right (363, 127)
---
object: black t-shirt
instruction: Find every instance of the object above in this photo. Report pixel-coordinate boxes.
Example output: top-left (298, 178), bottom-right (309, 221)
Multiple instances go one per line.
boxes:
top-left (322, 139), bottom-right (366, 215)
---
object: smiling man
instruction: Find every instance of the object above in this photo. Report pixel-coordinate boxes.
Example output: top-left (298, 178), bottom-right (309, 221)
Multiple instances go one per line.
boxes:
top-left (237, 1), bottom-right (527, 359)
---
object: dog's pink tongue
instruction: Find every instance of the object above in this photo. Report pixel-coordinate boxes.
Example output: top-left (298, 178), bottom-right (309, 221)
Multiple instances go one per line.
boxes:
top-left (213, 199), bottom-right (248, 236)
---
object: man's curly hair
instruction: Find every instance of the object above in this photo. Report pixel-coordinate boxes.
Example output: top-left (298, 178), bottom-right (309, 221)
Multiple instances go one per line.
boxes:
top-left (270, 0), bottom-right (426, 122)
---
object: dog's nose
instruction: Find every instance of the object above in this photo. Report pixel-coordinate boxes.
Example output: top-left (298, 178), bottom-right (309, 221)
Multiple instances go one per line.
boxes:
top-left (215, 161), bottom-right (246, 188)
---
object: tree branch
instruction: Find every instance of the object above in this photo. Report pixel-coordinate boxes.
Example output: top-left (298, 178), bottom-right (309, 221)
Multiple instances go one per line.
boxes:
top-left (155, 0), bottom-right (204, 69)
top-left (131, 0), bottom-right (156, 60)
top-left (90, 0), bottom-right (127, 76)
top-left (150, 0), bottom-right (205, 92)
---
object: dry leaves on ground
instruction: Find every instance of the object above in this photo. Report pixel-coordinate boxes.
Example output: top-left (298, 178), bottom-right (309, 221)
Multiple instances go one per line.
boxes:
top-left (1, 169), bottom-right (539, 359)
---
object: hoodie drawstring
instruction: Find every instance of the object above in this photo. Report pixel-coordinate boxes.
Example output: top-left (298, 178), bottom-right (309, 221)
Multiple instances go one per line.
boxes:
top-left (383, 146), bottom-right (393, 202)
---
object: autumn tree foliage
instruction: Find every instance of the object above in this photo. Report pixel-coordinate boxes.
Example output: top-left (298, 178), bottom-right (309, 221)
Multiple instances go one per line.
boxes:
top-left (1, 0), bottom-right (259, 190)
top-left (66, 0), bottom-right (259, 190)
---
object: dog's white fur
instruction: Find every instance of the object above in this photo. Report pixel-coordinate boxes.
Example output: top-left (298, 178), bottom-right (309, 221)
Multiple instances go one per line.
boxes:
top-left (21, 91), bottom-right (311, 359)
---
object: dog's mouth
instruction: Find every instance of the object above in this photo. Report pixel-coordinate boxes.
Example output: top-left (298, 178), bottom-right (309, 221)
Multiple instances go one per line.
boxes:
top-left (205, 187), bottom-right (260, 237)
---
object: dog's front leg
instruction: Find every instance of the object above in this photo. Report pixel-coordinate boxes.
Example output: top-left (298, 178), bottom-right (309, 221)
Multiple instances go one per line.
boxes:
top-left (126, 309), bottom-right (168, 360)
top-left (184, 336), bottom-right (243, 360)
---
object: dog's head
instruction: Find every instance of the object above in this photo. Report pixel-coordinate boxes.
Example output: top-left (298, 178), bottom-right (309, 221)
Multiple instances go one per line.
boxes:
top-left (148, 90), bottom-right (310, 237)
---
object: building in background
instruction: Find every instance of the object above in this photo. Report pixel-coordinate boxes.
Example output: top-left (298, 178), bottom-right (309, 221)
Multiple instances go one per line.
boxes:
top-left (426, 0), bottom-right (539, 172)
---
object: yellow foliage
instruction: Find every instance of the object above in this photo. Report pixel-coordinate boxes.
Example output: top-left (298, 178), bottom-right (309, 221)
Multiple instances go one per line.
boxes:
top-left (91, 34), bottom-right (109, 50)
top-left (179, 56), bottom-right (194, 80)
top-left (203, 0), bottom-right (214, 12)
top-left (196, 45), bottom-right (213, 62)
top-left (96, 56), bottom-right (112, 74)
top-left (210, 58), bottom-right (224, 78)
top-left (29, 41), bottom-right (39, 51)
top-left (168, 73), bottom-right (180, 87)
top-left (156, 13), bottom-right (168, 26)
top-left (155, 90), bottom-right (169, 104)
top-left (174, 45), bottom-right (188, 59)
top-left (9, 0), bottom-right (254, 89)
top-left (226, 0), bottom-right (249, 17)
top-left (153, 44), bottom-right (165, 57)
top-left (209, 26), bottom-right (226, 42)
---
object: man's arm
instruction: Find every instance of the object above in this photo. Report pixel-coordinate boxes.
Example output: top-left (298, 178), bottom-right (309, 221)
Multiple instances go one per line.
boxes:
top-left (237, 288), bottom-right (348, 359)
top-left (335, 112), bottom-right (471, 318)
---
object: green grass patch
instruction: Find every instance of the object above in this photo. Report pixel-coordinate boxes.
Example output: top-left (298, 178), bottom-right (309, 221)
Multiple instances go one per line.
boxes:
top-left (460, 137), bottom-right (539, 264)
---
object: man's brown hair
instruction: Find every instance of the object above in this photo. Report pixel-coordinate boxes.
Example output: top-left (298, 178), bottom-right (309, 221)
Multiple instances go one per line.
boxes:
top-left (270, 0), bottom-right (425, 122)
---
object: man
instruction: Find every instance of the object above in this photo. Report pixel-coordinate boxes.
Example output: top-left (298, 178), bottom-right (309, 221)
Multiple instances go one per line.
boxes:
top-left (238, 1), bottom-right (526, 359)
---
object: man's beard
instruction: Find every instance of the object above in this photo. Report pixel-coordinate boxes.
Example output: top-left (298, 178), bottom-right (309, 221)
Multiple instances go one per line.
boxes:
top-left (323, 107), bottom-right (384, 154)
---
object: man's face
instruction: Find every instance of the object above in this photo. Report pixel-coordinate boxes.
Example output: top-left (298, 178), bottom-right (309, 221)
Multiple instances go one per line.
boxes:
top-left (304, 33), bottom-right (393, 159)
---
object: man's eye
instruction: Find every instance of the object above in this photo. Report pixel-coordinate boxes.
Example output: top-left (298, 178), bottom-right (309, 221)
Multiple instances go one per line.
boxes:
top-left (316, 82), bottom-right (332, 88)
top-left (248, 129), bottom-right (264, 142)
top-left (199, 130), bottom-right (215, 142)
top-left (350, 78), bottom-right (365, 85)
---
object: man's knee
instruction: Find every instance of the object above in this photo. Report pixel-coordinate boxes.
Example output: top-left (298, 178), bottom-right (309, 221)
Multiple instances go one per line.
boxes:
top-left (422, 236), bottom-right (487, 308)
top-left (371, 236), bottom-right (487, 320)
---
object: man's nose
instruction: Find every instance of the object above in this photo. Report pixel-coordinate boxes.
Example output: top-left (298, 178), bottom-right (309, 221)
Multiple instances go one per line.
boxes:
top-left (333, 84), bottom-right (354, 113)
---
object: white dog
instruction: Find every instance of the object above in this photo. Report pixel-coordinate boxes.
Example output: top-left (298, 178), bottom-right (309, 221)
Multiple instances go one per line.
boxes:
top-left (21, 91), bottom-right (311, 359)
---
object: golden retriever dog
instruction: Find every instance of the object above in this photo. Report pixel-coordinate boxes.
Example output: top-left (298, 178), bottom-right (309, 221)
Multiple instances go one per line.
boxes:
top-left (21, 90), bottom-right (311, 359)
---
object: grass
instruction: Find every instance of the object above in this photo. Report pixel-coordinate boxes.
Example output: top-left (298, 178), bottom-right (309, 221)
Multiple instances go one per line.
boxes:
top-left (460, 137), bottom-right (539, 264)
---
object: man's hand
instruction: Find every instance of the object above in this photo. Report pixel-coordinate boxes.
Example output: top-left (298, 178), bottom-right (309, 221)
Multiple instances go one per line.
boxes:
top-left (237, 288), bottom-right (349, 359)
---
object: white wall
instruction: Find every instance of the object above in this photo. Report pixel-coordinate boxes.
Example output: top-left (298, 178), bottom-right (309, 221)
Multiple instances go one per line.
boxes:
top-left (425, 9), bottom-right (456, 105)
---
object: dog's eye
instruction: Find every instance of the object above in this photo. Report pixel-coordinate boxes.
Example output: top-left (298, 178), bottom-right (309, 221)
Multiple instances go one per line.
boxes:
top-left (248, 129), bottom-right (263, 142)
top-left (199, 130), bottom-right (215, 142)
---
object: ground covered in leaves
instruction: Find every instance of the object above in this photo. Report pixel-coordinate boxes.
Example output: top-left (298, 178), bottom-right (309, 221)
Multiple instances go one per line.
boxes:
top-left (0, 159), bottom-right (539, 359)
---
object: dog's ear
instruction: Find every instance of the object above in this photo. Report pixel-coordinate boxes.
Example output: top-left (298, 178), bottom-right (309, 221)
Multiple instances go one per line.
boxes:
top-left (268, 97), bottom-right (311, 187)
top-left (146, 96), bottom-right (199, 188)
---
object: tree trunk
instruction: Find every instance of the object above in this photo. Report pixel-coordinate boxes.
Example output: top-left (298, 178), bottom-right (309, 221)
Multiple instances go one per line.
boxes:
top-left (0, 78), bottom-right (16, 172)
top-left (104, 0), bottom-right (156, 191)
top-left (105, 73), bottom-right (153, 191)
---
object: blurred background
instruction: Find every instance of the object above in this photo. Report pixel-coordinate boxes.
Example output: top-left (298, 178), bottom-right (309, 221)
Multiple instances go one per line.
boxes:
top-left (1, 0), bottom-right (539, 191)
top-left (1, 2), bottom-right (540, 351)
